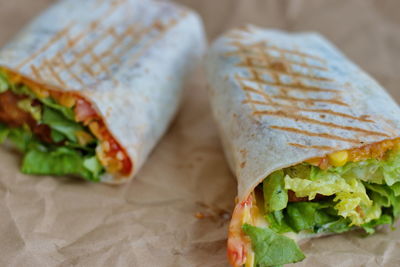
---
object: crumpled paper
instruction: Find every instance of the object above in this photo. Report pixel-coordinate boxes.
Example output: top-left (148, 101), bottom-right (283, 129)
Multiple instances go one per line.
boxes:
top-left (1, 0), bottom-right (400, 266)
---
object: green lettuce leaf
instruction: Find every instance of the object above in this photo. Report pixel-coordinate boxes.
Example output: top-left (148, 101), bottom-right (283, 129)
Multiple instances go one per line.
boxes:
top-left (263, 170), bottom-right (288, 213)
top-left (243, 224), bottom-right (305, 267)
top-left (40, 98), bottom-right (75, 120)
top-left (42, 106), bottom-right (83, 142)
top-left (83, 156), bottom-right (104, 179)
top-left (10, 84), bottom-right (36, 98)
top-left (7, 127), bottom-right (35, 151)
top-left (267, 201), bottom-right (353, 234)
top-left (17, 99), bottom-right (42, 121)
top-left (361, 214), bottom-right (393, 234)
top-left (0, 71), bottom-right (9, 93)
top-left (284, 171), bottom-right (374, 226)
top-left (50, 129), bottom-right (67, 143)
top-left (0, 123), bottom-right (9, 143)
top-left (365, 183), bottom-right (400, 217)
top-left (22, 147), bottom-right (100, 181)
top-left (391, 182), bottom-right (400, 196)
top-left (0, 71), bottom-right (104, 181)
top-left (285, 202), bottom-right (337, 233)
top-left (266, 210), bottom-right (293, 234)
top-left (331, 150), bottom-right (400, 186)
top-left (318, 218), bottom-right (353, 234)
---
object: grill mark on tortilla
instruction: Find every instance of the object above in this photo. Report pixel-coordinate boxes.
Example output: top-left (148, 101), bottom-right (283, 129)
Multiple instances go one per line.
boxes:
top-left (44, 59), bottom-right (66, 87)
top-left (54, 52), bottom-right (85, 86)
top-left (81, 62), bottom-right (96, 77)
top-left (227, 42), bottom-right (328, 71)
top-left (270, 126), bottom-right (360, 144)
top-left (19, 0), bottom-right (123, 71)
top-left (236, 62), bottom-right (332, 82)
top-left (236, 75), bottom-right (338, 93)
top-left (99, 26), bottom-right (139, 63)
top-left (241, 86), bottom-right (347, 107)
top-left (288, 143), bottom-right (335, 150)
top-left (246, 100), bottom-right (374, 123)
top-left (228, 51), bottom-right (327, 71)
top-left (30, 65), bottom-right (43, 80)
top-left (227, 37), bottom-right (385, 146)
top-left (47, 4), bottom-right (121, 61)
top-left (104, 20), bottom-right (167, 67)
top-left (225, 32), bottom-right (246, 40)
top-left (265, 44), bottom-right (326, 63)
top-left (64, 26), bottom-right (115, 69)
top-left (23, 2), bottom-right (122, 83)
top-left (255, 110), bottom-right (389, 137)
top-left (239, 81), bottom-right (273, 104)
top-left (89, 51), bottom-right (119, 86)
top-left (24, 4), bottom-right (183, 89)
top-left (272, 95), bottom-right (348, 106)
top-left (16, 23), bottom-right (74, 70)
top-left (236, 25), bottom-right (254, 34)
top-left (125, 14), bottom-right (186, 68)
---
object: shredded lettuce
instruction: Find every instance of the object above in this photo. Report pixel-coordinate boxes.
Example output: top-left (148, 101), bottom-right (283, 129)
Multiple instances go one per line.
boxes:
top-left (0, 70), bottom-right (104, 181)
top-left (17, 99), bottom-right (42, 121)
top-left (266, 210), bottom-right (294, 234)
top-left (266, 201), bottom-right (353, 234)
top-left (362, 214), bottom-right (393, 234)
top-left (0, 123), bottom-right (9, 143)
top-left (22, 147), bottom-right (101, 181)
top-left (83, 156), bottom-right (104, 179)
top-left (284, 173), bottom-right (373, 225)
top-left (40, 97), bottom-right (75, 120)
top-left (242, 224), bottom-right (305, 267)
top-left (5, 126), bottom-right (35, 151)
top-left (0, 122), bottom-right (102, 181)
top-left (285, 202), bottom-right (338, 232)
top-left (245, 150), bottom-right (400, 267)
top-left (0, 71), bottom-right (9, 93)
top-left (332, 150), bottom-right (400, 186)
top-left (263, 170), bottom-right (288, 213)
top-left (42, 106), bottom-right (84, 142)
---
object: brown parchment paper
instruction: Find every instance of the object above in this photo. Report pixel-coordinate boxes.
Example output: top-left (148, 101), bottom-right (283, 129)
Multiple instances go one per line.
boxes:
top-left (1, 0), bottom-right (400, 266)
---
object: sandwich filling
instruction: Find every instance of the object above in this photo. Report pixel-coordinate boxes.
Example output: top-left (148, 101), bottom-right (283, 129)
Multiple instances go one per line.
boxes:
top-left (228, 139), bottom-right (400, 267)
top-left (0, 69), bottom-right (132, 181)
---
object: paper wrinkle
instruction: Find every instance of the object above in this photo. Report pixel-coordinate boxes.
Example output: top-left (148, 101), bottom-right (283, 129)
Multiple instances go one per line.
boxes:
top-left (1, 0), bottom-right (400, 266)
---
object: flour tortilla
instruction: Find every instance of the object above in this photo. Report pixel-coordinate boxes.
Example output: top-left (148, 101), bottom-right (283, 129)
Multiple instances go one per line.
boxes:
top-left (0, 0), bottom-right (206, 182)
top-left (205, 25), bottom-right (400, 201)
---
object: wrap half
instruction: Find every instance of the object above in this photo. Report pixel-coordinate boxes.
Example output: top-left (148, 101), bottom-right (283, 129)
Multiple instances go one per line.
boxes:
top-left (205, 25), bottom-right (400, 267)
top-left (0, 0), bottom-right (205, 182)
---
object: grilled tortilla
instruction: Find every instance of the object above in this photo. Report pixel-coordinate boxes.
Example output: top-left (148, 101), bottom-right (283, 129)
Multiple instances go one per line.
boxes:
top-left (205, 25), bottom-right (400, 267)
top-left (0, 0), bottom-right (205, 182)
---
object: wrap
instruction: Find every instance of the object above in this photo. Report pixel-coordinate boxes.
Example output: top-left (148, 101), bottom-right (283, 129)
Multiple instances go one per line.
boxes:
top-left (205, 25), bottom-right (400, 267)
top-left (0, 0), bottom-right (205, 182)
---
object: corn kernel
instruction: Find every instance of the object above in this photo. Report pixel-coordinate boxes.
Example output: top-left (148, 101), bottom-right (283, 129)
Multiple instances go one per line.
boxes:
top-left (58, 94), bottom-right (76, 108)
top-left (328, 150), bottom-right (349, 167)
top-left (89, 122), bottom-right (101, 139)
top-left (245, 251), bottom-right (255, 267)
top-left (76, 130), bottom-right (94, 146)
top-left (31, 86), bottom-right (49, 98)
top-left (107, 159), bottom-right (122, 173)
top-left (102, 141), bottom-right (110, 152)
top-left (242, 206), bottom-right (252, 225)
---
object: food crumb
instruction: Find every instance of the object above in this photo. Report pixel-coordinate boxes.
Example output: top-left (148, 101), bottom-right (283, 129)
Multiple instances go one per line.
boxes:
top-left (195, 212), bottom-right (205, 219)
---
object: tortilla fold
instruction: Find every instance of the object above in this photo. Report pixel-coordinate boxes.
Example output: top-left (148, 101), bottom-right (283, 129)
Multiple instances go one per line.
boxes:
top-left (205, 25), bottom-right (400, 267)
top-left (0, 0), bottom-right (206, 182)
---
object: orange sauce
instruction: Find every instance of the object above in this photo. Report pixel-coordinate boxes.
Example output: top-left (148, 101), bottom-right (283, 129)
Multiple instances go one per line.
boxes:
top-left (2, 68), bottom-right (133, 177)
top-left (307, 138), bottom-right (400, 170)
